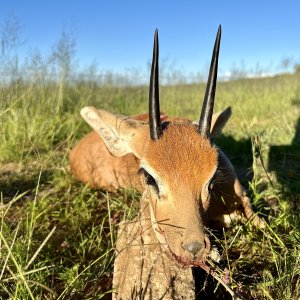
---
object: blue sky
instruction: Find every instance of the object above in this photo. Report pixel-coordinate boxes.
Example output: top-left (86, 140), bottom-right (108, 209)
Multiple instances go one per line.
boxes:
top-left (1, 1), bottom-right (300, 79)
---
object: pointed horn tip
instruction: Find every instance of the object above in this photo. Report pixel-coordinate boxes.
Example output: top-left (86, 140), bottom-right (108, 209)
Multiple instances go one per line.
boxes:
top-left (214, 26), bottom-right (222, 52)
top-left (216, 26), bottom-right (222, 40)
top-left (154, 30), bottom-right (159, 44)
top-left (197, 25), bottom-right (222, 137)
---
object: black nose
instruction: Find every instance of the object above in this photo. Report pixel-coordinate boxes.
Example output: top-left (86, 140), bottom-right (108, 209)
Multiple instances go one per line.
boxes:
top-left (183, 241), bottom-right (204, 256)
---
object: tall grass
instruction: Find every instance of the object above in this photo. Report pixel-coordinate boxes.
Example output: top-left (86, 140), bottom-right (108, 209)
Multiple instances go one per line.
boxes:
top-left (0, 72), bottom-right (300, 299)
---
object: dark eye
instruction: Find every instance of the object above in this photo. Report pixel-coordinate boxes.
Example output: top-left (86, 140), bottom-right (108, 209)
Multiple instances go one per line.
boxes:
top-left (208, 172), bottom-right (217, 193)
top-left (138, 168), bottom-right (159, 194)
top-left (209, 182), bottom-right (214, 192)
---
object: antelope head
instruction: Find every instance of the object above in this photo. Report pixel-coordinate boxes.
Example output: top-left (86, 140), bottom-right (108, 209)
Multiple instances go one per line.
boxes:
top-left (81, 26), bottom-right (222, 266)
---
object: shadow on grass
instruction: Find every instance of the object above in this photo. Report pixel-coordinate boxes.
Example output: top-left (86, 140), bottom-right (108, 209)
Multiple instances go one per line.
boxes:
top-left (268, 117), bottom-right (300, 195)
top-left (214, 135), bottom-right (253, 187)
top-left (193, 267), bottom-right (233, 300)
top-left (0, 167), bottom-right (54, 199)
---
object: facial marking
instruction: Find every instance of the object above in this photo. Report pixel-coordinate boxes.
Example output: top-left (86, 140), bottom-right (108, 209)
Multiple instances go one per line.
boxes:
top-left (139, 162), bottom-right (168, 198)
top-left (143, 124), bottom-right (218, 199)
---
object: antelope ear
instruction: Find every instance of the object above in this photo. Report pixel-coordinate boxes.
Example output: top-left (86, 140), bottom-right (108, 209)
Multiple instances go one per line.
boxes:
top-left (193, 107), bottom-right (232, 138)
top-left (210, 106), bottom-right (232, 138)
top-left (80, 107), bottom-right (148, 158)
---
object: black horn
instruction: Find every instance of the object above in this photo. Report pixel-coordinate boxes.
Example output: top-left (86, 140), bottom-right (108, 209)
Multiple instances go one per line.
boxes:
top-left (198, 25), bottom-right (221, 138)
top-left (149, 29), bottom-right (162, 140)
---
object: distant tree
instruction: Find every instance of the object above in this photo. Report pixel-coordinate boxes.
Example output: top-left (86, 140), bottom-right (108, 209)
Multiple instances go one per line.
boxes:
top-left (280, 56), bottom-right (294, 73)
top-left (51, 26), bottom-right (77, 82)
top-left (51, 25), bottom-right (77, 111)
top-left (229, 60), bottom-right (247, 80)
top-left (294, 63), bottom-right (300, 74)
top-left (0, 12), bottom-right (24, 85)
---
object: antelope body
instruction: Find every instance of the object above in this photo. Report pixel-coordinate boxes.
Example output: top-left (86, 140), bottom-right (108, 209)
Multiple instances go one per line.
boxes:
top-left (77, 27), bottom-right (263, 298)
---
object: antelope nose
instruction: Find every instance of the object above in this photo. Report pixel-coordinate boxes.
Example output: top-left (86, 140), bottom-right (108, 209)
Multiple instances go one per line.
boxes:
top-left (183, 241), bottom-right (204, 256)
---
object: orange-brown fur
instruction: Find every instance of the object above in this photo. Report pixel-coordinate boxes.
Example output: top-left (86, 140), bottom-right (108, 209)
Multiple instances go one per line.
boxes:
top-left (145, 125), bottom-right (217, 197)
top-left (70, 131), bottom-right (141, 191)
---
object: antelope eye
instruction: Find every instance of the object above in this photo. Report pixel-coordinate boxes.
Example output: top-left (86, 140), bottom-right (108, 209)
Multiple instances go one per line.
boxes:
top-left (208, 171), bottom-right (218, 192)
top-left (138, 168), bottom-right (159, 194)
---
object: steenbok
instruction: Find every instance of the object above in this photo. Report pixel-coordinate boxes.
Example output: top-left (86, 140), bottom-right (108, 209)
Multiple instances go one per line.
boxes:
top-left (79, 26), bottom-right (263, 298)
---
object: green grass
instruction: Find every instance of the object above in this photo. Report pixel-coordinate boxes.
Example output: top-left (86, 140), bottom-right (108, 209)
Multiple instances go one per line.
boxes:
top-left (0, 74), bottom-right (300, 299)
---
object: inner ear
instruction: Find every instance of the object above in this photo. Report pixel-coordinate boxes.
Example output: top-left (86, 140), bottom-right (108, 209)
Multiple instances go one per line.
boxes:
top-left (80, 106), bottom-right (148, 158)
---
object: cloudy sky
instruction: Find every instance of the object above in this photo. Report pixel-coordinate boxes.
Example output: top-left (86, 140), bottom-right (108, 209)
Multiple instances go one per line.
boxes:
top-left (1, 0), bottom-right (300, 79)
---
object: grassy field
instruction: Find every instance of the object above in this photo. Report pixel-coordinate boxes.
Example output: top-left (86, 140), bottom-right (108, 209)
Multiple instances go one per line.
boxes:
top-left (0, 73), bottom-right (300, 299)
